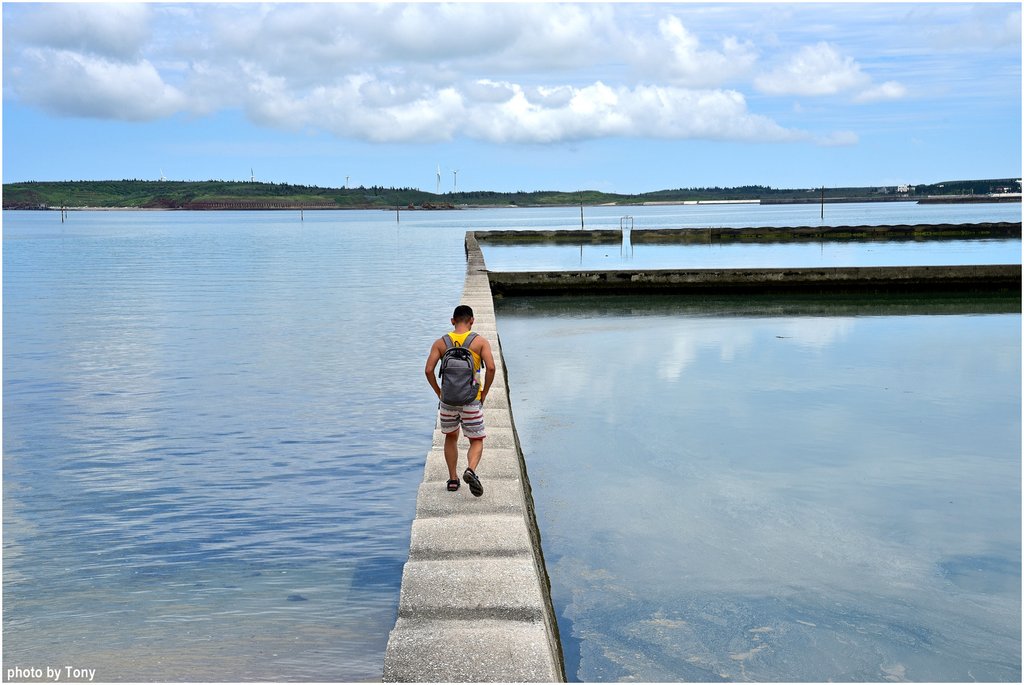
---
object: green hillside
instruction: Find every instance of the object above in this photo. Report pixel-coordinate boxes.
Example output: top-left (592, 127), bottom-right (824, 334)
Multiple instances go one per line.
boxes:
top-left (1, 180), bottom-right (435, 209)
top-left (2, 178), bottom-right (1019, 210)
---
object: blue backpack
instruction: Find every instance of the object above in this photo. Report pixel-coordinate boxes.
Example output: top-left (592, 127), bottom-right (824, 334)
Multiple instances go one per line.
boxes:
top-left (439, 332), bottom-right (479, 406)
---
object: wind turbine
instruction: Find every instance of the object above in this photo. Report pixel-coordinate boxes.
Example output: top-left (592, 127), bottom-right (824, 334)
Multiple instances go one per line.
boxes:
top-left (436, 164), bottom-right (441, 194)
top-left (159, 169), bottom-right (167, 182)
top-left (250, 168), bottom-right (256, 183)
top-left (453, 169), bottom-right (459, 193)
top-left (345, 176), bottom-right (350, 189)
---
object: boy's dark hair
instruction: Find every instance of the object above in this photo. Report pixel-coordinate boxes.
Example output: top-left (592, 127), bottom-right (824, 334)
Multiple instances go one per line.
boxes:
top-left (452, 305), bottom-right (474, 323)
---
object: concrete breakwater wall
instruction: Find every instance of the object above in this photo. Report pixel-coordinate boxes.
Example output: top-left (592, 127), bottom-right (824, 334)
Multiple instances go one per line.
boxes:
top-left (475, 222), bottom-right (1021, 245)
top-left (383, 228), bottom-right (1018, 681)
top-left (382, 234), bottom-right (564, 682)
top-left (487, 264), bottom-right (1021, 297)
top-left (630, 222), bottom-right (1022, 243)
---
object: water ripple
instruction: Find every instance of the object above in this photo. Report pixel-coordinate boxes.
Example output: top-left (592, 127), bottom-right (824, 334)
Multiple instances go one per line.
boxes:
top-left (4, 210), bottom-right (465, 680)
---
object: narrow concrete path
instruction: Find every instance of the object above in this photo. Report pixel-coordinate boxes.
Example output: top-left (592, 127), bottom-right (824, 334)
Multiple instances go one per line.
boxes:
top-left (383, 233), bottom-right (564, 682)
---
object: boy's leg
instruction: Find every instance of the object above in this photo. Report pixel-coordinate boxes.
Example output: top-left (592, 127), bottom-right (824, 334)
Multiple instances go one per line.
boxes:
top-left (459, 401), bottom-right (486, 474)
top-left (439, 401), bottom-right (463, 481)
top-left (463, 438), bottom-right (485, 497)
top-left (467, 437), bottom-right (484, 473)
top-left (444, 429), bottom-right (460, 481)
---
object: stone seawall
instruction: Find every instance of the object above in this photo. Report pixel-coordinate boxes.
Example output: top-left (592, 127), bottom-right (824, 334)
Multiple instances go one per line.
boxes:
top-left (474, 222), bottom-right (1022, 245)
top-left (487, 264), bottom-right (1021, 297)
top-left (382, 233), bottom-right (564, 682)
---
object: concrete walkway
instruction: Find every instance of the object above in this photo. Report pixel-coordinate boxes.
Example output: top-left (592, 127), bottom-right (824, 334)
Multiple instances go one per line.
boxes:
top-left (382, 233), bottom-right (564, 682)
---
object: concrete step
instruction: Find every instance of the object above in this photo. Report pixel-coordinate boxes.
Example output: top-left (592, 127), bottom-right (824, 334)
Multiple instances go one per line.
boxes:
top-left (408, 514), bottom-right (533, 560)
top-left (432, 426), bottom-right (515, 449)
top-left (383, 618), bottom-right (560, 682)
top-left (396, 557), bottom-right (546, 621)
top-left (484, 392), bottom-right (510, 410)
top-left (424, 447), bottom-right (523, 481)
top-left (415, 479), bottom-right (525, 518)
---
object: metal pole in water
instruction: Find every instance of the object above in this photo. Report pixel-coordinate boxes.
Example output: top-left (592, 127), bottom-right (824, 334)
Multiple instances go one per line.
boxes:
top-left (820, 187), bottom-right (825, 220)
top-left (620, 215), bottom-right (634, 259)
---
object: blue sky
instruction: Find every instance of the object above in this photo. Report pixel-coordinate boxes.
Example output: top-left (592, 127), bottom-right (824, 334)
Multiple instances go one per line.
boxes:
top-left (2, 2), bottom-right (1020, 193)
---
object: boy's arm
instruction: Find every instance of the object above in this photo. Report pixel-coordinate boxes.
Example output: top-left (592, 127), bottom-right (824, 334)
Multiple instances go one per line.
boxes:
top-left (424, 339), bottom-right (443, 399)
top-left (478, 338), bottom-right (497, 403)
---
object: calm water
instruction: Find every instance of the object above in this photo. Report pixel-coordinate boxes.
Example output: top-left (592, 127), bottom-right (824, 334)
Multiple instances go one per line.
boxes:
top-left (3, 210), bottom-right (469, 681)
top-left (481, 238), bottom-right (1021, 271)
top-left (478, 199), bottom-right (1022, 271)
top-left (497, 296), bottom-right (1021, 682)
top-left (2, 202), bottom-right (1020, 680)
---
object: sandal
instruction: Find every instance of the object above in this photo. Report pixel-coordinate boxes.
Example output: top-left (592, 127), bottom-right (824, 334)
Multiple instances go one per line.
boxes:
top-left (462, 468), bottom-right (483, 497)
top-left (446, 479), bottom-right (460, 492)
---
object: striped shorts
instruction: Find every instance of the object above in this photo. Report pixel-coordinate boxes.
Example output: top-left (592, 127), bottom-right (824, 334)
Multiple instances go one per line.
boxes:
top-left (439, 400), bottom-right (486, 440)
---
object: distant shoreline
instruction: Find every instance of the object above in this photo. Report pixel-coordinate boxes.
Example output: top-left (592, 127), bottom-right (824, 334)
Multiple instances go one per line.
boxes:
top-left (17, 194), bottom-right (1020, 212)
top-left (4, 178), bottom-right (1019, 211)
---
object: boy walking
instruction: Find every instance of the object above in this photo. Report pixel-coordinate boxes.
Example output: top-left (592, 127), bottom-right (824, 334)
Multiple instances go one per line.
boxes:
top-left (424, 305), bottom-right (496, 496)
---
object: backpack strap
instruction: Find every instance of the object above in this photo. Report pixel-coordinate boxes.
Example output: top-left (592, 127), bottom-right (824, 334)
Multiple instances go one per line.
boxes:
top-left (442, 332), bottom-right (477, 349)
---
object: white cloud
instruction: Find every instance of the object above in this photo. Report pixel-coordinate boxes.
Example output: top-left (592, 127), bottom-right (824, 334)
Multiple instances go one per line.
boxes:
top-left (923, 6), bottom-right (1022, 51)
top-left (357, 79), bottom-right (435, 109)
top-left (463, 82), bottom-right (801, 145)
top-left (854, 81), bottom-right (907, 103)
top-left (1, 3), bottom-right (870, 146)
top-left (382, 3), bottom-right (535, 62)
top-left (464, 80), bottom-right (518, 105)
top-left (14, 2), bottom-right (151, 61)
top-left (230, 74), bottom-right (804, 146)
top-left (200, 2), bottom-right (608, 81)
top-left (755, 42), bottom-right (870, 96)
top-left (523, 85), bottom-right (576, 108)
top-left (632, 16), bottom-right (758, 87)
top-left (481, 3), bottom-right (618, 73)
top-left (243, 75), bottom-right (465, 143)
top-left (13, 49), bottom-right (186, 121)
top-left (755, 41), bottom-right (906, 105)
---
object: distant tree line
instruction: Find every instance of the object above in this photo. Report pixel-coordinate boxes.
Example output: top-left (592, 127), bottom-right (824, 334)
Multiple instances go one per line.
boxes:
top-left (2, 178), bottom-right (1019, 210)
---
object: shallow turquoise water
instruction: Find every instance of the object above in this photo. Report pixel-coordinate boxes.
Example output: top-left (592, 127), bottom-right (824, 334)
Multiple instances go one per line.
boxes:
top-left (497, 296), bottom-right (1021, 682)
top-left (3, 202), bottom-right (1020, 680)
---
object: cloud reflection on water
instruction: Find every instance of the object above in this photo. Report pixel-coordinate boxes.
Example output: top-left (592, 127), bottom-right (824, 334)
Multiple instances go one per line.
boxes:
top-left (499, 302), bottom-right (1020, 681)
